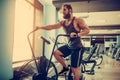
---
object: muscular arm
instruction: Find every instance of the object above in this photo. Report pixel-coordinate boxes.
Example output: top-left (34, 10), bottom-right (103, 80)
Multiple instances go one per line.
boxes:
top-left (76, 18), bottom-right (90, 37)
top-left (36, 21), bottom-right (63, 30)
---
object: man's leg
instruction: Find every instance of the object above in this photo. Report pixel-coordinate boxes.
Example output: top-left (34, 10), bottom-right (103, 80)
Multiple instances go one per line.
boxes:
top-left (71, 48), bottom-right (84, 80)
top-left (54, 50), bottom-right (67, 68)
top-left (54, 45), bottom-right (70, 74)
top-left (72, 67), bottom-right (80, 80)
top-left (54, 50), bottom-right (69, 74)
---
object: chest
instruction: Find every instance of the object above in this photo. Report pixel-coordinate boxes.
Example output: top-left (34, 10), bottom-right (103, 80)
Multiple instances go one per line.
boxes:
top-left (64, 20), bottom-right (81, 32)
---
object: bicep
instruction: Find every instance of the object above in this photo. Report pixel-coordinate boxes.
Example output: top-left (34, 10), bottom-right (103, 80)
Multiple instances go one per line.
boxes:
top-left (52, 20), bottom-right (64, 29)
top-left (77, 19), bottom-right (89, 31)
top-left (48, 22), bottom-right (62, 29)
top-left (52, 23), bottom-right (61, 29)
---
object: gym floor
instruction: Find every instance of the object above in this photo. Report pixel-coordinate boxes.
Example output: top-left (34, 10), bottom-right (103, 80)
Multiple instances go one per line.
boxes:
top-left (82, 55), bottom-right (120, 80)
top-left (58, 55), bottom-right (120, 80)
top-left (22, 55), bottom-right (120, 80)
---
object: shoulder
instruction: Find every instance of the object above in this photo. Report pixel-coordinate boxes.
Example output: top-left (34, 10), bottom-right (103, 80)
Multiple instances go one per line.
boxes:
top-left (59, 20), bottom-right (65, 26)
top-left (74, 17), bottom-right (84, 23)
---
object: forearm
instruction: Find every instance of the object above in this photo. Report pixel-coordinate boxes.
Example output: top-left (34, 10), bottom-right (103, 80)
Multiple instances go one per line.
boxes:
top-left (37, 25), bottom-right (53, 30)
top-left (77, 29), bottom-right (90, 37)
top-left (36, 22), bottom-right (61, 30)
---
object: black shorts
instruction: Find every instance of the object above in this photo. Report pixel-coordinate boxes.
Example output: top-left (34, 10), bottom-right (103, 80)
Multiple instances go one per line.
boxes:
top-left (58, 45), bottom-right (84, 68)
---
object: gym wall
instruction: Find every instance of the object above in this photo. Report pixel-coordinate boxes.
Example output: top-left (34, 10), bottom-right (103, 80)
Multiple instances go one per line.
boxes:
top-left (0, 0), bottom-right (15, 79)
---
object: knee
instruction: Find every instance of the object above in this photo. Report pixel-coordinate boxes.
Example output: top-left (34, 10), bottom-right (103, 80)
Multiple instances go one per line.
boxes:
top-left (54, 50), bottom-right (60, 56)
top-left (54, 50), bottom-right (58, 56)
top-left (54, 50), bottom-right (63, 57)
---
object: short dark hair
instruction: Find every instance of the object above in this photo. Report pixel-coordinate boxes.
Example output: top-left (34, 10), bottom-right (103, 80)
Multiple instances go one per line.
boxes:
top-left (64, 4), bottom-right (73, 12)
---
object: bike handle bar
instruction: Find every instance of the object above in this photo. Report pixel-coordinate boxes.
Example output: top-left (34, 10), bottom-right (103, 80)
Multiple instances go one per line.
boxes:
top-left (41, 36), bottom-right (50, 44)
top-left (56, 34), bottom-right (70, 38)
top-left (27, 29), bottom-right (39, 73)
top-left (56, 34), bottom-right (79, 38)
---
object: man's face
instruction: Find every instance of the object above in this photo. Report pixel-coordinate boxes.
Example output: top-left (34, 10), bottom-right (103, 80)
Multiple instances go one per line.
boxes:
top-left (63, 6), bottom-right (71, 19)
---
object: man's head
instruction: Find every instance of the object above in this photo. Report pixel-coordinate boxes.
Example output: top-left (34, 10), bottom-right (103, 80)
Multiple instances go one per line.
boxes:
top-left (63, 4), bottom-right (73, 19)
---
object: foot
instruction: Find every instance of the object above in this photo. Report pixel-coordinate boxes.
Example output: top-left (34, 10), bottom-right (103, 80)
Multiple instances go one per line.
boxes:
top-left (80, 76), bottom-right (85, 80)
top-left (59, 67), bottom-right (69, 75)
top-left (80, 75), bottom-right (85, 80)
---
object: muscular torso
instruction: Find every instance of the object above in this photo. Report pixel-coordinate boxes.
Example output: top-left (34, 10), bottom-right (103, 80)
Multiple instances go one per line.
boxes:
top-left (63, 17), bottom-right (81, 33)
top-left (61, 17), bottom-right (83, 48)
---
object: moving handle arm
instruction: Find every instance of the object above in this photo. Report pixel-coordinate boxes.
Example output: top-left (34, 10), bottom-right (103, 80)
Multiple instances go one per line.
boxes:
top-left (27, 29), bottom-right (39, 73)
top-left (27, 28), bottom-right (50, 73)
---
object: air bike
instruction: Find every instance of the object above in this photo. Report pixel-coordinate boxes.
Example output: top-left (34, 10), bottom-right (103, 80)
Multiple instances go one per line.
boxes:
top-left (27, 29), bottom-right (59, 80)
top-left (28, 28), bottom-right (86, 80)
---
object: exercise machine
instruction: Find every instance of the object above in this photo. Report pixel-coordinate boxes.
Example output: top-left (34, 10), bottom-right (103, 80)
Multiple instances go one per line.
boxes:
top-left (27, 29), bottom-right (58, 80)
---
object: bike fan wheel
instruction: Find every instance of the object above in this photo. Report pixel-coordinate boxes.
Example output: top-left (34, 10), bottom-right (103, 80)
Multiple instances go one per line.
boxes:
top-left (46, 61), bottom-right (58, 80)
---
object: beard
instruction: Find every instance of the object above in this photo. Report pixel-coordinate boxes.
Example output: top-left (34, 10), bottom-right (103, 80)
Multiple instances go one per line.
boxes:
top-left (63, 13), bottom-right (71, 19)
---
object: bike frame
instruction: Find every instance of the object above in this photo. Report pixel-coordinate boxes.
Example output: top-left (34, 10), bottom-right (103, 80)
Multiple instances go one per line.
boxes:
top-left (46, 34), bottom-right (69, 74)
top-left (27, 29), bottom-right (69, 76)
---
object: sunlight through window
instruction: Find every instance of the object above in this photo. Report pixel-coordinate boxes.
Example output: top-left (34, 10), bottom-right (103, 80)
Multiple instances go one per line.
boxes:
top-left (13, 0), bottom-right (34, 62)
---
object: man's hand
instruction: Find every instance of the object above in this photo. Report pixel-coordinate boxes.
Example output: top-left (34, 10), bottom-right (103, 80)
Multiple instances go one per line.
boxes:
top-left (35, 26), bottom-right (41, 30)
top-left (70, 32), bottom-right (78, 38)
top-left (34, 26), bottom-right (39, 30)
top-left (35, 26), bottom-right (43, 30)
top-left (31, 26), bottom-right (41, 32)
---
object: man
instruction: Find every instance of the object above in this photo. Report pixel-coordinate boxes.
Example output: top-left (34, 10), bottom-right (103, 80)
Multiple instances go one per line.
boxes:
top-left (35, 4), bottom-right (89, 80)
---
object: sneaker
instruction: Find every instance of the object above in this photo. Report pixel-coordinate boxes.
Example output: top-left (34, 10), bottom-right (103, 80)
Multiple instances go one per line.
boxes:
top-left (80, 75), bottom-right (85, 80)
top-left (59, 67), bottom-right (69, 74)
